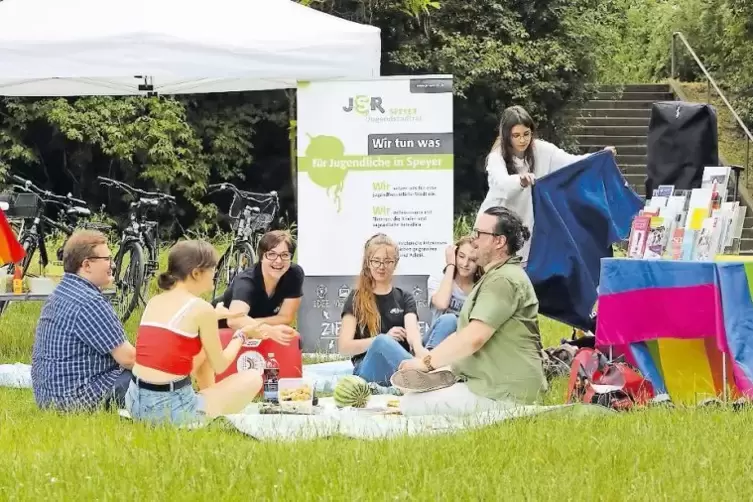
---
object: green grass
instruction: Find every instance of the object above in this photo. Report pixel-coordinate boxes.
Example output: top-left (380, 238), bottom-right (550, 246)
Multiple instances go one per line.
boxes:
top-left (4, 239), bottom-right (753, 499)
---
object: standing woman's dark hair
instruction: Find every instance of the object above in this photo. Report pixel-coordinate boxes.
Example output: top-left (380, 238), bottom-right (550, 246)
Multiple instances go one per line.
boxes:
top-left (488, 106), bottom-right (537, 176)
top-left (483, 206), bottom-right (532, 256)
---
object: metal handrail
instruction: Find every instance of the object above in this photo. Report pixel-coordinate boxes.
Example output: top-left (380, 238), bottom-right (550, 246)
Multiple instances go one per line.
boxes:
top-left (671, 31), bottom-right (751, 173)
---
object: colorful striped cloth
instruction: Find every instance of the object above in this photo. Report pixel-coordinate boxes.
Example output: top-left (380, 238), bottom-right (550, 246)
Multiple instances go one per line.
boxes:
top-left (0, 208), bottom-right (24, 266)
top-left (596, 258), bottom-right (753, 404)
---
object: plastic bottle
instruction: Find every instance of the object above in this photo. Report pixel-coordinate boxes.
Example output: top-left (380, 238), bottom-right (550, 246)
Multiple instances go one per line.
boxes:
top-left (12, 266), bottom-right (23, 295)
top-left (263, 353), bottom-right (280, 403)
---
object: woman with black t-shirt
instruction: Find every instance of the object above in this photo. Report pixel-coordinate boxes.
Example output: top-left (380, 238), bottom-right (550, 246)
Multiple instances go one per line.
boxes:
top-left (218, 230), bottom-right (302, 346)
top-left (338, 233), bottom-right (423, 385)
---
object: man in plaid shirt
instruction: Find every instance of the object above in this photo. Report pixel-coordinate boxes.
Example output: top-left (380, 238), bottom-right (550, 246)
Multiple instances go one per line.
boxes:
top-left (32, 230), bottom-right (136, 411)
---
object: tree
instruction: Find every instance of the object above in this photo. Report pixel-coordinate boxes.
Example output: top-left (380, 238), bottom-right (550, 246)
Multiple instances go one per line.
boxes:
top-left (0, 0), bottom-right (602, 227)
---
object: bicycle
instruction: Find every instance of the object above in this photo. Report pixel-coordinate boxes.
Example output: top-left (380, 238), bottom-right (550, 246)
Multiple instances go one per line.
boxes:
top-left (98, 176), bottom-right (176, 322)
top-left (0, 175), bottom-right (105, 315)
top-left (0, 175), bottom-right (102, 278)
top-left (206, 182), bottom-right (279, 301)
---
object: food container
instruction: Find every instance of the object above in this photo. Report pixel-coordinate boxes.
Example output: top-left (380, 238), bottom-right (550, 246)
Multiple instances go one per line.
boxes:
top-left (29, 277), bottom-right (56, 295)
top-left (278, 377), bottom-right (315, 414)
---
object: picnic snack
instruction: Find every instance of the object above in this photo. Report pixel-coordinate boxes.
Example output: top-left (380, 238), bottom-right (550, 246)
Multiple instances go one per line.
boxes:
top-left (279, 384), bottom-right (313, 402)
top-left (334, 375), bottom-right (371, 408)
top-left (387, 399), bottom-right (400, 408)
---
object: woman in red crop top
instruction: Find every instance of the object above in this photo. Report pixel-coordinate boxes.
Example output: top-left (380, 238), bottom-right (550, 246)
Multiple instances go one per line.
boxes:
top-left (124, 240), bottom-right (298, 426)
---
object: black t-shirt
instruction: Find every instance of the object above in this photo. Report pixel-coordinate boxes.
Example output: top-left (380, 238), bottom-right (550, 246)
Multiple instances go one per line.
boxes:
top-left (218, 263), bottom-right (305, 328)
top-left (342, 287), bottom-right (418, 365)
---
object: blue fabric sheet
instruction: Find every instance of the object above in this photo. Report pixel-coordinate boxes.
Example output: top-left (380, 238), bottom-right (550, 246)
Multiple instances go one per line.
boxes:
top-left (717, 262), bottom-right (753, 389)
top-left (599, 258), bottom-right (717, 294)
top-left (527, 151), bottom-right (643, 331)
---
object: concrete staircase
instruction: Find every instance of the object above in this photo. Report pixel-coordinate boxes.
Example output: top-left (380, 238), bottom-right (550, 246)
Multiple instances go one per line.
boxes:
top-left (574, 83), bottom-right (753, 253)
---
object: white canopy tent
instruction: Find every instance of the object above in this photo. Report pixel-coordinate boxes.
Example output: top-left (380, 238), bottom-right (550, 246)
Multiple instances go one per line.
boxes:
top-left (0, 0), bottom-right (381, 96)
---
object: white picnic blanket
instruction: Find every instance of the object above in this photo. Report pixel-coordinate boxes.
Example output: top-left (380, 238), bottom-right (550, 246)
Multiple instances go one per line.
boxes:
top-left (119, 395), bottom-right (614, 440)
top-left (0, 359), bottom-right (355, 392)
top-left (0, 363), bottom-right (32, 388)
top-left (3, 361), bottom-right (615, 439)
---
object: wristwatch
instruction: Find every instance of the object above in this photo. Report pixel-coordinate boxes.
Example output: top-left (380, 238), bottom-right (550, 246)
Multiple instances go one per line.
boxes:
top-left (422, 354), bottom-right (435, 372)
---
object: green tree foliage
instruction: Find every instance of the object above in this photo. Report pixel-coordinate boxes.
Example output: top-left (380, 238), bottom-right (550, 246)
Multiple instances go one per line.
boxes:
top-left (591, 0), bottom-right (753, 128)
top-left (314, 0), bottom-right (600, 212)
top-left (0, 0), bottom-right (601, 227)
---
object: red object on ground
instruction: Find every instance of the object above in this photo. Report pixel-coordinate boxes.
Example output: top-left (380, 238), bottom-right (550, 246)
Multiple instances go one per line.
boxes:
top-left (215, 328), bottom-right (303, 382)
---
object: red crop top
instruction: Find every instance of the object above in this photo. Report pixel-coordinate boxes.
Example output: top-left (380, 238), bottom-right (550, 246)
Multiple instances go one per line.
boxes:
top-left (135, 298), bottom-right (203, 375)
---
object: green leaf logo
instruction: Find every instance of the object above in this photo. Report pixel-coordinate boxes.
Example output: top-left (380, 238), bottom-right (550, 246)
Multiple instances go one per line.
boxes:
top-left (305, 134), bottom-right (348, 212)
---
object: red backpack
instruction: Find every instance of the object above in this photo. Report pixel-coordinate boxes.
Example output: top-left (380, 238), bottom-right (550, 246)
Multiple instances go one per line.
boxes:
top-left (565, 348), bottom-right (654, 410)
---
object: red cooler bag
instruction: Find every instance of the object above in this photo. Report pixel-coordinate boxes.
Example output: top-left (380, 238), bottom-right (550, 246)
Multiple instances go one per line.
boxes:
top-left (215, 328), bottom-right (303, 382)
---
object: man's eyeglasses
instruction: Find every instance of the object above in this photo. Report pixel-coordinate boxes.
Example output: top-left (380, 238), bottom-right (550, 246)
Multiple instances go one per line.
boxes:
top-left (87, 256), bottom-right (113, 263)
top-left (264, 251), bottom-right (292, 263)
top-left (369, 259), bottom-right (397, 269)
top-left (471, 229), bottom-right (499, 240)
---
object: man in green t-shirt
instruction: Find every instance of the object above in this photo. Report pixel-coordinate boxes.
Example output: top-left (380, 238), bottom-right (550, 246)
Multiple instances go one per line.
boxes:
top-left (392, 206), bottom-right (548, 415)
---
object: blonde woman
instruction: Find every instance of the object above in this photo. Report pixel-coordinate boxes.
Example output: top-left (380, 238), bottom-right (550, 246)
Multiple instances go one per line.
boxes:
top-left (125, 240), bottom-right (297, 426)
top-left (337, 234), bottom-right (423, 385)
top-left (424, 236), bottom-right (482, 350)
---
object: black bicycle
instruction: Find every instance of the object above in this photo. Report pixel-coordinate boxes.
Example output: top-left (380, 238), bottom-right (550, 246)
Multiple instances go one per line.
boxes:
top-left (0, 175), bottom-right (102, 278)
top-left (206, 182), bottom-right (279, 301)
top-left (98, 176), bottom-right (176, 322)
top-left (0, 175), bottom-right (107, 315)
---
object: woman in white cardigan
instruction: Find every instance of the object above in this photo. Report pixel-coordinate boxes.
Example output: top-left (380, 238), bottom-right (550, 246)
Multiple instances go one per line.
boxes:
top-left (476, 106), bottom-right (616, 266)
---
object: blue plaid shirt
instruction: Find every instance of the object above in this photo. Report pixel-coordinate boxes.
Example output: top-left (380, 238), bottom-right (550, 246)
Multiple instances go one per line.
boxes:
top-left (31, 273), bottom-right (126, 411)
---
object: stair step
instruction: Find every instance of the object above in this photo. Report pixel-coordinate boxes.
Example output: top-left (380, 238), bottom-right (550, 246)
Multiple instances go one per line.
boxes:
top-left (574, 126), bottom-right (649, 136)
top-left (617, 154), bottom-right (648, 165)
top-left (619, 164), bottom-right (645, 175)
top-left (575, 135), bottom-right (647, 147)
top-left (745, 216), bottom-right (753, 227)
top-left (584, 100), bottom-right (657, 110)
top-left (578, 108), bottom-right (653, 119)
top-left (599, 84), bottom-right (671, 93)
top-left (741, 238), bottom-right (753, 252)
top-left (743, 228), bottom-right (753, 239)
top-left (579, 144), bottom-right (647, 155)
top-left (623, 172), bottom-right (645, 184)
top-left (595, 91), bottom-right (675, 101)
top-left (576, 116), bottom-right (650, 127)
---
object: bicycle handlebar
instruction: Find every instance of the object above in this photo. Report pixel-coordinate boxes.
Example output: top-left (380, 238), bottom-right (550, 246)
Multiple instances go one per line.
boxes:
top-left (98, 176), bottom-right (176, 203)
top-left (10, 175), bottom-right (88, 207)
top-left (206, 183), bottom-right (278, 204)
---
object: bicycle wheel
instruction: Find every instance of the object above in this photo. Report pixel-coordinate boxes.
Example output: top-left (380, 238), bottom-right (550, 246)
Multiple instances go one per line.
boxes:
top-left (212, 241), bottom-right (256, 302)
top-left (112, 241), bottom-right (145, 323)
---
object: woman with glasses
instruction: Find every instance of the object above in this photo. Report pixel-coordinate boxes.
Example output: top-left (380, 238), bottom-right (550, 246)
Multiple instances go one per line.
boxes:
top-left (218, 230), bottom-right (302, 346)
top-left (338, 233), bottom-right (423, 385)
top-left (477, 105), bottom-right (616, 266)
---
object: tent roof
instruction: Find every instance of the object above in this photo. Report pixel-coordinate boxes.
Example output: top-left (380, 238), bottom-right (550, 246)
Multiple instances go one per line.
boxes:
top-left (0, 0), bottom-right (381, 96)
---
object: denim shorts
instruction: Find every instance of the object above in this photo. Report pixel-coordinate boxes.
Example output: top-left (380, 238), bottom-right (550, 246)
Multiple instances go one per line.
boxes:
top-left (124, 379), bottom-right (207, 426)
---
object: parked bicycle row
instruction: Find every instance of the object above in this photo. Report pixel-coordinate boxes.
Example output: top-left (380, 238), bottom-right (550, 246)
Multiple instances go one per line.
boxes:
top-left (0, 174), bottom-right (281, 322)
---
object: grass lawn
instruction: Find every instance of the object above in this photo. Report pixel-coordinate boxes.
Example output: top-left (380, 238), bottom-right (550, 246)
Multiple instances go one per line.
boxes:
top-left (2, 252), bottom-right (753, 499)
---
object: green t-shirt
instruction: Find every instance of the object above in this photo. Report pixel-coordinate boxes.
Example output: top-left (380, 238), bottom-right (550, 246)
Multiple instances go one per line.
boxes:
top-left (451, 256), bottom-right (548, 404)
